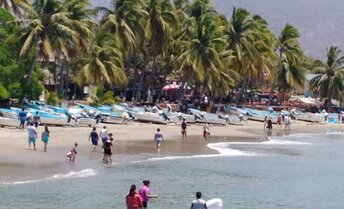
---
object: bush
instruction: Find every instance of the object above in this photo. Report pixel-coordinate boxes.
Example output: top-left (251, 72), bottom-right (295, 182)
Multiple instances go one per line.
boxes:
top-left (45, 91), bottom-right (58, 105)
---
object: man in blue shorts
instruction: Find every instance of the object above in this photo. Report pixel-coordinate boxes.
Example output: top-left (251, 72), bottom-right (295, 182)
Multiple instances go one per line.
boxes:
top-left (27, 122), bottom-right (37, 150)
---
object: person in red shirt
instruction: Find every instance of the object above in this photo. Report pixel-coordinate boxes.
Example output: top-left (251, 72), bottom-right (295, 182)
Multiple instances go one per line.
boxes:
top-left (126, 184), bottom-right (143, 209)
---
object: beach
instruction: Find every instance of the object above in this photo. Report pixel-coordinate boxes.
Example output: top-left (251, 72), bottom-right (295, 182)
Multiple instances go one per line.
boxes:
top-left (2, 121), bottom-right (344, 209)
top-left (0, 120), bottom-right (343, 181)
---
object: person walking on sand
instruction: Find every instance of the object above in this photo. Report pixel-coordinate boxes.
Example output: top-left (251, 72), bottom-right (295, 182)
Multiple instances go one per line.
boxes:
top-left (126, 184), bottom-right (144, 209)
top-left (191, 192), bottom-right (207, 209)
top-left (27, 122), bottom-right (37, 150)
top-left (66, 142), bottom-right (78, 162)
top-left (33, 111), bottom-right (41, 128)
top-left (154, 128), bottom-right (163, 150)
top-left (18, 108), bottom-right (27, 130)
top-left (41, 125), bottom-right (50, 152)
top-left (100, 126), bottom-right (108, 147)
top-left (139, 180), bottom-right (157, 209)
top-left (203, 123), bottom-right (210, 139)
top-left (89, 127), bottom-right (99, 152)
top-left (181, 118), bottom-right (187, 139)
top-left (103, 133), bottom-right (113, 164)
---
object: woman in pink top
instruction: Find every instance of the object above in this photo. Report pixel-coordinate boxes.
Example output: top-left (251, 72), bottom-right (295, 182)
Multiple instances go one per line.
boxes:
top-left (138, 180), bottom-right (157, 208)
top-left (126, 184), bottom-right (143, 209)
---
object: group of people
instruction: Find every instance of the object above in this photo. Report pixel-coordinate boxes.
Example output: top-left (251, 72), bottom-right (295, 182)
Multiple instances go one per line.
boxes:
top-left (26, 122), bottom-right (50, 152)
top-left (88, 126), bottom-right (114, 164)
top-left (126, 180), bottom-right (158, 209)
top-left (125, 180), bottom-right (207, 209)
top-left (181, 118), bottom-right (211, 140)
top-left (264, 113), bottom-right (291, 131)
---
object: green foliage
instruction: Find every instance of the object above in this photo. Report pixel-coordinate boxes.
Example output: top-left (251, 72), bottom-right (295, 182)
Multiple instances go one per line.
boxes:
top-left (87, 86), bottom-right (118, 106)
top-left (0, 83), bottom-right (9, 99)
top-left (310, 46), bottom-right (344, 102)
top-left (0, 8), bottom-right (43, 100)
top-left (45, 91), bottom-right (58, 105)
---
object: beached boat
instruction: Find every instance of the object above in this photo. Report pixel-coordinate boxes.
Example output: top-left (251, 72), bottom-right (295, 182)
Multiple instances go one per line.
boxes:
top-left (188, 108), bottom-right (227, 125)
top-left (291, 110), bottom-right (326, 123)
top-left (0, 108), bottom-right (18, 119)
top-left (0, 117), bottom-right (18, 127)
top-left (10, 107), bottom-right (70, 126)
top-left (67, 107), bottom-right (97, 126)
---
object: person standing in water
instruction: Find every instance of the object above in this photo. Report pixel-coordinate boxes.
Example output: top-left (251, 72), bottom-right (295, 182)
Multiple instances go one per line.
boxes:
top-left (126, 184), bottom-right (144, 209)
top-left (154, 128), bottom-right (163, 150)
top-left (139, 180), bottom-right (157, 209)
top-left (103, 133), bottom-right (113, 164)
top-left (100, 126), bottom-right (108, 147)
top-left (41, 125), bottom-right (50, 152)
top-left (191, 192), bottom-right (207, 209)
top-left (89, 127), bottom-right (99, 152)
top-left (66, 142), bottom-right (78, 162)
top-left (203, 123), bottom-right (210, 139)
top-left (181, 118), bottom-right (187, 139)
top-left (27, 122), bottom-right (37, 150)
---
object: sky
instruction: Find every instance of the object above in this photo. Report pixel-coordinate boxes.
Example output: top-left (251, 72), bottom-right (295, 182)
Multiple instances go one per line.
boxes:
top-left (91, 0), bottom-right (344, 59)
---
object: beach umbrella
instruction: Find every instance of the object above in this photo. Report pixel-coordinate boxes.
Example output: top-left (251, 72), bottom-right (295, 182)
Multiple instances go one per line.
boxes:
top-left (162, 84), bottom-right (179, 91)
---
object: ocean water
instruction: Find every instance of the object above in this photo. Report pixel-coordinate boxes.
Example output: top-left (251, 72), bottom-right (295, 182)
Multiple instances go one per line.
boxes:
top-left (1, 132), bottom-right (344, 209)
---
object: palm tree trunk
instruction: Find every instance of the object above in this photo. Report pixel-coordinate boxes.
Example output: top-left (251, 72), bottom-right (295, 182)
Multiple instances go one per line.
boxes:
top-left (64, 60), bottom-right (70, 99)
top-left (59, 58), bottom-right (65, 98)
top-left (134, 69), bottom-right (145, 104)
top-left (24, 56), bottom-right (37, 98)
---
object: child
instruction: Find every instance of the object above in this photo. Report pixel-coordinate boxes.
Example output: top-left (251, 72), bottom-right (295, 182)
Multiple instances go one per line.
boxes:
top-left (66, 142), bottom-right (78, 162)
top-left (203, 123), bottom-right (210, 139)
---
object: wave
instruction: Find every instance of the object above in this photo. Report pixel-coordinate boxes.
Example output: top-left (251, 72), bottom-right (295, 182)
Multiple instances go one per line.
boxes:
top-left (261, 140), bottom-right (311, 145)
top-left (132, 137), bottom-right (313, 163)
top-left (2, 169), bottom-right (97, 186)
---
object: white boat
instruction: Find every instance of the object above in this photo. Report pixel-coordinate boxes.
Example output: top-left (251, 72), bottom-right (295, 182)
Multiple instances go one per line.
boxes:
top-left (0, 108), bottom-right (18, 119)
top-left (131, 112), bottom-right (168, 124)
top-left (189, 109), bottom-right (227, 125)
top-left (291, 110), bottom-right (326, 123)
top-left (0, 117), bottom-right (18, 127)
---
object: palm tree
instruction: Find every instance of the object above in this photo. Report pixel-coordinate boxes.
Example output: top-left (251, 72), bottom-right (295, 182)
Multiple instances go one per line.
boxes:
top-left (75, 33), bottom-right (127, 87)
top-left (18, 0), bottom-right (86, 95)
top-left (267, 23), bottom-right (304, 106)
top-left (225, 8), bottom-right (276, 105)
top-left (175, 0), bottom-right (237, 96)
top-left (97, 0), bottom-right (147, 54)
top-left (310, 46), bottom-right (344, 107)
top-left (0, 0), bottom-right (30, 14)
top-left (60, 0), bottom-right (96, 97)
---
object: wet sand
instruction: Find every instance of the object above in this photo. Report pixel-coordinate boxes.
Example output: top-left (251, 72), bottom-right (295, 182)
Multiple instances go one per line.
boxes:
top-left (0, 120), bottom-right (343, 181)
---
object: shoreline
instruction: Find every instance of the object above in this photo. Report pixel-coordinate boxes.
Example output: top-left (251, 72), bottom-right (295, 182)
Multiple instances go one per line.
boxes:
top-left (0, 121), bottom-right (343, 182)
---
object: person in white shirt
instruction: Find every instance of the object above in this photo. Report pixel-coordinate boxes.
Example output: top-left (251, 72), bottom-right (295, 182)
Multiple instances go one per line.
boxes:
top-left (100, 126), bottom-right (108, 147)
top-left (191, 192), bottom-right (207, 209)
top-left (27, 123), bottom-right (37, 150)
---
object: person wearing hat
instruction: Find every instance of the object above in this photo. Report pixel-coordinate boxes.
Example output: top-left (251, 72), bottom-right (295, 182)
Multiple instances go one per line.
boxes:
top-left (139, 180), bottom-right (157, 208)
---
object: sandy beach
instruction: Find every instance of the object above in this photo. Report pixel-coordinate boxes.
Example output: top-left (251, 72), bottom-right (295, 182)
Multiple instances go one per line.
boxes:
top-left (0, 120), bottom-right (343, 181)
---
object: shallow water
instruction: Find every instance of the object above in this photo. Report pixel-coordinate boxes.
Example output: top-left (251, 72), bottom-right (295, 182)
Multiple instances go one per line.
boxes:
top-left (1, 132), bottom-right (344, 209)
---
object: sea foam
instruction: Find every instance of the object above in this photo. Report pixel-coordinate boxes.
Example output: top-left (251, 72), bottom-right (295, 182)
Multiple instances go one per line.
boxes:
top-left (2, 169), bottom-right (97, 186)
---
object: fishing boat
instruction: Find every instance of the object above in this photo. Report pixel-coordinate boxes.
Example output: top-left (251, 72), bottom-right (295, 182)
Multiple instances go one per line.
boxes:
top-left (188, 108), bottom-right (227, 125)
top-left (0, 117), bottom-right (18, 127)
top-left (291, 109), bottom-right (326, 123)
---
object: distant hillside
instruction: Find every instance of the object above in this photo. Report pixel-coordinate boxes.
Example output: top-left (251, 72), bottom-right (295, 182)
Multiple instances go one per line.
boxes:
top-left (91, 0), bottom-right (344, 59)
